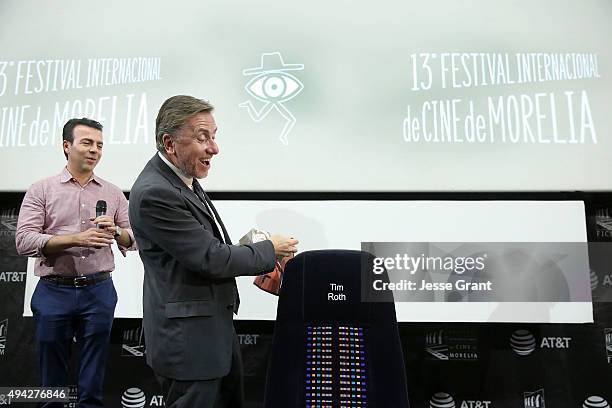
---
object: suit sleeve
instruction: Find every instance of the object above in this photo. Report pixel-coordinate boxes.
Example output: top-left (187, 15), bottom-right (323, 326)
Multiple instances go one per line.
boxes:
top-left (134, 185), bottom-right (275, 280)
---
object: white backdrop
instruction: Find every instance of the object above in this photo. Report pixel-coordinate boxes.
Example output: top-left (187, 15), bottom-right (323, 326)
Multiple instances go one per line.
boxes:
top-left (23, 200), bottom-right (591, 323)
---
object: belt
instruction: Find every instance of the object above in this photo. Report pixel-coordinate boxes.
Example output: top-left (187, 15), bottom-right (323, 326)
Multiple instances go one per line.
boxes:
top-left (41, 271), bottom-right (111, 287)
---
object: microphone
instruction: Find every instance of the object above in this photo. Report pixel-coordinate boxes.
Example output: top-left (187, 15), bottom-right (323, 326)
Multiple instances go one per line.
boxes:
top-left (95, 200), bottom-right (107, 229)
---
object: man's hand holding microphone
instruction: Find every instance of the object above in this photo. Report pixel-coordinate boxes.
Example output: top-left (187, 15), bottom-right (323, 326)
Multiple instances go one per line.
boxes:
top-left (74, 200), bottom-right (120, 248)
top-left (42, 200), bottom-right (116, 254)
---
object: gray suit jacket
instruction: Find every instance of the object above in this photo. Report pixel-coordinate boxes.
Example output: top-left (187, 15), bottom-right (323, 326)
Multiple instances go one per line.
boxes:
top-left (129, 154), bottom-right (275, 380)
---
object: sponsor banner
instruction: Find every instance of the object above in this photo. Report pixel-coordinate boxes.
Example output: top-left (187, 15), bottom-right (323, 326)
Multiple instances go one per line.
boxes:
top-left (121, 324), bottom-right (145, 358)
top-left (0, 319), bottom-right (7, 357)
top-left (524, 389), bottom-right (545, 408)
top-left (605, 328), bottom-right (612, 365)
top-left (0, 209), bottom-right (18, 235)
top-left (425, 328), bottom-right (479, 361)
top-left (591, 206), bottom-right (612, 242)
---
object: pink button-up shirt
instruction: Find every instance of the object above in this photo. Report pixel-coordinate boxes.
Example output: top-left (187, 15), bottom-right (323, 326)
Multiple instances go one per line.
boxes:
top-left (15, 167), bottom-right (136, 277)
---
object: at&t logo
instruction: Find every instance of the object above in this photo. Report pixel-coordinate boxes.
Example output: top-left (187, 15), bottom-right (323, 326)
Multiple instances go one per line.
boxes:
top-left (121, 388), bottom-right (163, 408)
top-left (237, 333), bottom-right (260, 346)
top-left (122, 388), bottom-right (146, 408)
top-left (510, 329), bottom-right (572, 355)
top-left (540, 336), bottom-right (571, 349)
top-left (429, 392), bottom-right (491, 408)
top-left (430, 392), bottom-right (455, 408)
top-left (510, 330), bottom-right (536, 355)
top-left (590, 269), bottom-right (612, 290)
top-left (0, 272), bottom-right (26, 283)
top-left (583, 396), bottom-right (609, 408)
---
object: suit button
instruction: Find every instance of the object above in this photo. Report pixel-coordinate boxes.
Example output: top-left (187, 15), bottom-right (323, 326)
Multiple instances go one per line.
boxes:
top-left (227, 304), bottom-right (234, 310)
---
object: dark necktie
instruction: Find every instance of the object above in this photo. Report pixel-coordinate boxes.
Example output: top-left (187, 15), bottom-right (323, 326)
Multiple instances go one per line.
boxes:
top-left (192, 180), bottom-right (232, 244)
top-left (192, 180), bottom-right (240, 312)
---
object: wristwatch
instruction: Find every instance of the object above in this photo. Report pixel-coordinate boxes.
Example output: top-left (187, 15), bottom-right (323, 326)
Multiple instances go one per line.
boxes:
top-left (114, 226), bottom-right (122, 238)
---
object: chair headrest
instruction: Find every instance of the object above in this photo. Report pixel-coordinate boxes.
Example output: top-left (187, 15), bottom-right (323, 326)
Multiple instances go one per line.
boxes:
top-left (277, 249), bottom-right (396, 324)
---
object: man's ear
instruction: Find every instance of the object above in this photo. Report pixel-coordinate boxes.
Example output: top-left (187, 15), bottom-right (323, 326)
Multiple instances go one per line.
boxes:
top-left (162, 134), bottom-right (175, 155)
top-left (63, 140), bottom-right (71, 156)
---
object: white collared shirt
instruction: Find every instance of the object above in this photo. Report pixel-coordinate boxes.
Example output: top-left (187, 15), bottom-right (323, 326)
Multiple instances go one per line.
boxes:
top-left (157, 152), bottom-right (225, 242)
top-left (158, 152), bottom-right (193, 189)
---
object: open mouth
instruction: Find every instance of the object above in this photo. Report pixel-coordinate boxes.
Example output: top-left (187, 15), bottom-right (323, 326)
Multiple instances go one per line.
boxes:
top-left (201, 159), bottom-right (211, 166)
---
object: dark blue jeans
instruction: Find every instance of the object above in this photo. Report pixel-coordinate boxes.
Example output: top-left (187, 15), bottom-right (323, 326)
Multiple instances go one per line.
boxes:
top-left (31, 277), bottom-right (117, 408)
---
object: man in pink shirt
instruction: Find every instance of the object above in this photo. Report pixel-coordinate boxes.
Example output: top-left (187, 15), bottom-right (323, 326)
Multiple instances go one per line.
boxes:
top-left (15, 118), bottom-right (136, 408)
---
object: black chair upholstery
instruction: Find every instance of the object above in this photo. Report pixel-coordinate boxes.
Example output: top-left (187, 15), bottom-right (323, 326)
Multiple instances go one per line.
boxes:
top-left (264, 249), bottom-right (410, 408)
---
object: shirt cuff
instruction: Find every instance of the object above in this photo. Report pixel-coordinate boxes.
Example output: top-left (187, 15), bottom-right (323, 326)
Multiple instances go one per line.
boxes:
top-left (118, 228), bottom-right (137, 256)
top-left (36, 234), bottom-right (54, 257)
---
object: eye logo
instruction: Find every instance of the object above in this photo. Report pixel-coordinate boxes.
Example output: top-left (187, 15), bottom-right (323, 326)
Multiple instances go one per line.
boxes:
top-left (245, 72), bottom-right (302, 102)
top-left (239, 52), bottom-right (304, 145)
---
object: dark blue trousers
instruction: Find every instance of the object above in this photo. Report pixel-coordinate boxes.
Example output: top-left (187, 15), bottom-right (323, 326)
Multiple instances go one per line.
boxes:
top-left (31, 277), bottom-right (117, 408)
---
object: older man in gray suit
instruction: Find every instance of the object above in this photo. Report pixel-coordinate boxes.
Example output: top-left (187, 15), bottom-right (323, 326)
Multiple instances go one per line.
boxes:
top-left (129, 95), bottom-right (298, 408)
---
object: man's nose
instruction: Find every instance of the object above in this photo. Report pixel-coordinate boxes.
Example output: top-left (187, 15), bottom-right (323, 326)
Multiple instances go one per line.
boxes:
top-left (207, 139), bottom-right (219, 155)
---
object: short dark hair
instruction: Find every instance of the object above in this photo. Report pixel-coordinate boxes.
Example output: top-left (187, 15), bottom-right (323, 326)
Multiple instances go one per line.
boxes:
top-left (62, 118), bottom-right (103, 159)
top-left (155, 95), bottom-right (214, 154)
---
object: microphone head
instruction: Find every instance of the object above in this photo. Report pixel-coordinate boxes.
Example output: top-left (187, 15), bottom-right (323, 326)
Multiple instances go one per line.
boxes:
top-left (96, 200), bottom-right (107, 216)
